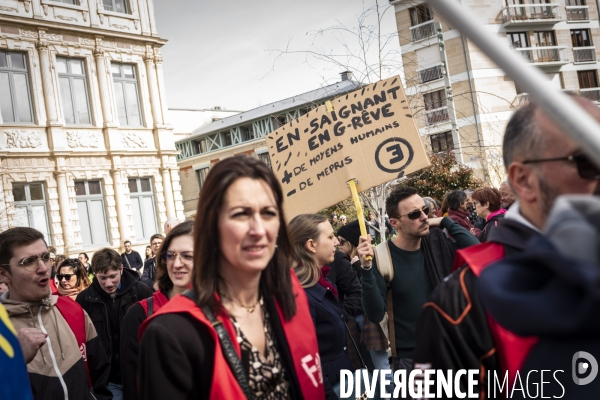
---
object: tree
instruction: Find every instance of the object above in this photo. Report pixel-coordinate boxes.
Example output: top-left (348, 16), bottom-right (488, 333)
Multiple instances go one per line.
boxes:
top-left (402, 151), bottom-right (484, 201)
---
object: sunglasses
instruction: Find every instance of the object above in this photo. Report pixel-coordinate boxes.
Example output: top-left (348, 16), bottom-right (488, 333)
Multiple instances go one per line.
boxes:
top-left (338, 238), bottom-right (347, 246)
top-left (57, 274), bottom-right (75, 281)
top-left (523, 153), bottom-right (600, 180)
top-left (399, 207), bottom-right (429, 220)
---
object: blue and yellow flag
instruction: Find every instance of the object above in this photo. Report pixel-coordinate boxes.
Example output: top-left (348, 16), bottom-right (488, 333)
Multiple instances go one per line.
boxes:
top-left (0, 302), bottom-right (33, 400)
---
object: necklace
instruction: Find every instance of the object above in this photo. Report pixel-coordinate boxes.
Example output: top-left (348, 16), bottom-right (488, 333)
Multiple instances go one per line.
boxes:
top-left (220, 291), bottom-right (260, 313)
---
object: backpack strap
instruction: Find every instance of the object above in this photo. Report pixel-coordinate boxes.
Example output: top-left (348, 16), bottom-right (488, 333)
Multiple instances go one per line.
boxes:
top-left (55, 297), bottom-right (92, 388)
top-left (373, 241), bottom-right (397, 358)
top-left (147, 296), bottom-right (154, 317)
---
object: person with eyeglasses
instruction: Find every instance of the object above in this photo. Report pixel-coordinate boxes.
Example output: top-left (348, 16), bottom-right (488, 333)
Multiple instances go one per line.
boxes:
top-left (412, 96), bottom-right (600, 397)
top-left (0, 227), bottom-right (112, 400)
top-left (120, 220), bottom-right (194, 400)
top-left (76, 247), bottom-right (153, 400)
top-left (356, 186), bottom-right (479, 375)
top-left (56, 258), bottom-right (91, 300)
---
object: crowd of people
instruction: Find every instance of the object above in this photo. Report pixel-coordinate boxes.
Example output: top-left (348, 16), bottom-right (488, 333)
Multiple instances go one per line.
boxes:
top-left (0, 94), bottom-right (599, 400)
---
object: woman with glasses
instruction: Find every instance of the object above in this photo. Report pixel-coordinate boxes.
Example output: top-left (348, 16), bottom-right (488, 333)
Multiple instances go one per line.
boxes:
top-left (56, 258), bottom-right (91, 300)
top-left (138, 156), bottom-right (323, 400)
top-left (289, 213), bottom-right (353, 400)
top-left (120, 220), bottom-right (194, 400)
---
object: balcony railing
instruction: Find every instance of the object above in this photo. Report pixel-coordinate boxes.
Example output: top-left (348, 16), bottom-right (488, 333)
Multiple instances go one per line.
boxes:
top-left (516, 93), bottom-right (530, 106)
top-left (425, 106), bottom-right (450, 125)
top-left (410, 20), bottom-right (436, 42)
top-left (573, 46), bottom-right (596, 63)
top-left (579, 88), bottom-right (600, 102)
top-left (502, 4), bottom-right (561, 25)
top-left (566, 6), bottom-right (589, 22)
top-left (515, 46), bottom-right (568, 64)
top-left (418, 64), bottom-right (444, 84)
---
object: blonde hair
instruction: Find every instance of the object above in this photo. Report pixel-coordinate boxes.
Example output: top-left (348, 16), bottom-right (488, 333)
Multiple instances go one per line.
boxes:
top-left (288, 214), bottom-right (328, 288)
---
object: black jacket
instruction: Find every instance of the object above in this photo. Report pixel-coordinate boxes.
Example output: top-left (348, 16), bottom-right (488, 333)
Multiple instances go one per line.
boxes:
top-left (479, 235), bottom-right (600, 399)
top-left (478, 213), bottom-right (505, 243)
top-left (76, 268), bottom-right (153, 384)
top-left (413, 218), bottom-right (540, 398)
top-left (305, 283), bottom-right (353, 400)
top-left (138, 290), bottom-right (305, 400)
top-left (121, 250), bottom-right (143, 271)
top-left (327, 250), bottom-right (362, 319)
top-left (140, 257), bottom-right (156, 288)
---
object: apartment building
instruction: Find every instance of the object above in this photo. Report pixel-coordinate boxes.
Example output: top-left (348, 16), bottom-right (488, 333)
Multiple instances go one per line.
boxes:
top-left (175, 72), bottom-right (362, 219)
top-left (390, 0), bottom-right (600, 183)
top-left (0, 0), bottom-right (183, 255)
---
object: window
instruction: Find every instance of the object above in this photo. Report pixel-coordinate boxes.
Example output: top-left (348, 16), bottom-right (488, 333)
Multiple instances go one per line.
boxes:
top-left (534, 31), bottom-right (558, 62)
top-left (54, 0), bottom-right (79, 4)
top-left (57, 58), bottom-right (91, 125)
top-left (507, 32), bottom-right (529, 49)
top-left (567, 0), bottom-right (586, 5)
top-left (103, 0), bottom-right (129, 13)
top-left (430, 131), bottom-right (454, 153)
top-left (0, 50), bottom-right (34, 123)
top-left (409, 5), bottom-right (433, 26)
top-left (423, 90), bottom-right (449, 125)
top-left (128, 178), bottom-right (158, 241)
top-left (571, 29), bottom-right (592, 47)
top-left (241, 125), bottom-right (255, 142)
top-left (535, 31), bottom-right (556, 47)
top-left (257, 152), bottom-right (272, 169)
top-left (196, 167), bottom-right (209, 191)
top-left (578, 70), bottom-right (598, 89)
top-left (12, 183), bottom-right (52, 245)
top-left (75, 180), bottom-right (109, 247)
top-left (111, 63), bottom-right (142, 126)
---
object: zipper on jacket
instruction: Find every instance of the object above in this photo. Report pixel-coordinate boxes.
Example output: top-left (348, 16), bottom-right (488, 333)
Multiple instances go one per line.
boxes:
top-left (37, 307), bottom-right (69, 400)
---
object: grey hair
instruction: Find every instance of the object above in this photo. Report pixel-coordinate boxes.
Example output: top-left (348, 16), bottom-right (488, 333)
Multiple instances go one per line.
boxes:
top-left (503, 102), bottom-right (543, 170)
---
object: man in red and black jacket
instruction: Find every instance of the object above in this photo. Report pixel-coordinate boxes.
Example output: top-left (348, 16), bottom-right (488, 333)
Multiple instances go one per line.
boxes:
top-left (413, 97), bottom-right (600, 398)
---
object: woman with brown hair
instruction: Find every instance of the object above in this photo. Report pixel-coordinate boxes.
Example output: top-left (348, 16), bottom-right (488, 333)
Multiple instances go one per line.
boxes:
top-left (472, 187), bottom-right (506, 242)
top-left (120, 220), bottom-right (194, 400)
top-left (138, 155), bottom-right (324, 400)
top-left (288, 213), bottom-right (353, 400)
top-left (56, 258), bottom-right (91, 300)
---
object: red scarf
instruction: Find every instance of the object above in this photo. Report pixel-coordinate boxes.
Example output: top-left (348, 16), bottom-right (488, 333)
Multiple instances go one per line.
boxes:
top-left (318, 266), bottom-right (338, 298)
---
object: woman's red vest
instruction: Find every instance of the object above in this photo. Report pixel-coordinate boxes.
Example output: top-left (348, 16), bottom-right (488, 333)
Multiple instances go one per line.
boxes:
top-left (139, 273), bottom-right (325, 400)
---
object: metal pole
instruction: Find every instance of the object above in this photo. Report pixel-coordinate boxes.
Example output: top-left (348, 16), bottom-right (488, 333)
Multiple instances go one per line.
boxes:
top-left (427, 0), bottom-right (600, 168)
top-left (436, 22), bottom-right (463, 164)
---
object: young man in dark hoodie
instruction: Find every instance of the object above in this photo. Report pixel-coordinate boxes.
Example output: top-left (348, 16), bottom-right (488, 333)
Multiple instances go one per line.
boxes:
top-left (77, 247), bottom-right (153, 399)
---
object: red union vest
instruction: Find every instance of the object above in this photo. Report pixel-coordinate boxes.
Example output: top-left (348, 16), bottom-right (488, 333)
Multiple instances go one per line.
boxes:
top-left (455, 243), bottom-right (540, 394)
top-left (139, 273), bottom-right (325, 400)
top-left (55, 296), bottom-right (91, 388)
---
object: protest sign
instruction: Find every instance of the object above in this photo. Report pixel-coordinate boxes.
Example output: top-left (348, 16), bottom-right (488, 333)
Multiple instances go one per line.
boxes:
top-left (266, 75), bottom-right (430, 218)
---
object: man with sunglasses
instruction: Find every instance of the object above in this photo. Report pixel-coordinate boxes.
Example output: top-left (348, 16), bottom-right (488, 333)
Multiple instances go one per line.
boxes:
top-left (77, 248), bottom-right (153, 400)
top-left (411, 96), bottom-right (600, 396)
top-left (0, 227), bottom-right (111, 400)
top-left (357, 186), bottom-right (480, 374)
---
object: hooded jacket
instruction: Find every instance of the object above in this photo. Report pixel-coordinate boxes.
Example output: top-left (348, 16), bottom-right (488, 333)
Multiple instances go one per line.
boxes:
top-left (1, 293), bottom-right (111, 400)
top-left (76, 267), bottom-right (153, 384)
top-left (479, 195), bottom-right (600, 399)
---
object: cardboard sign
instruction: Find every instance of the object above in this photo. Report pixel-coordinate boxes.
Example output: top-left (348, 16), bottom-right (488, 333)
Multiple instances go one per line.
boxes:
top-left (266, 76), bottom-right (430, 218)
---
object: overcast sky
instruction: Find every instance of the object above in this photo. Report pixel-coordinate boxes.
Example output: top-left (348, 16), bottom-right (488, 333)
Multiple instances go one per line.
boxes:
top-left (153, 0), bottom-right (400, 112)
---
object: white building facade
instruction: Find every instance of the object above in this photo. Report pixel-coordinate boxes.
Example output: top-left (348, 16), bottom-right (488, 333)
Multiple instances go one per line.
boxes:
top-left (0, 0), bottom-right (183, 255)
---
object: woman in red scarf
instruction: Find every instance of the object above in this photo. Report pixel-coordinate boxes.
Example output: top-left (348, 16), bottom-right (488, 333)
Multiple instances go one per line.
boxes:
top-left (289, 213), bottom-right (353, 400)
top-left (56, 258), bottom-right (91, 300)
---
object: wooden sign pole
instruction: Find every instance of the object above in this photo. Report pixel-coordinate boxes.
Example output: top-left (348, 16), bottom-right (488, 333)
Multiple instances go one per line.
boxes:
top-left (347, 178), bottom-right (372, 261)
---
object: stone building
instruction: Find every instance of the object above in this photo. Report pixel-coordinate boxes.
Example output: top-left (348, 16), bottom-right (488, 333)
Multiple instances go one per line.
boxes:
top-left (0, 0), bottom-right (183, 256)
top-left (390, 0), bottom-right (600, 183)
top-left (175, 72), bottom-right (361, 219)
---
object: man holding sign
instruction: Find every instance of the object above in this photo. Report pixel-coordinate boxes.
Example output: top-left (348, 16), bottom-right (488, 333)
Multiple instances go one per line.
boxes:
top-left (356, 185), bottom-right (479, 372)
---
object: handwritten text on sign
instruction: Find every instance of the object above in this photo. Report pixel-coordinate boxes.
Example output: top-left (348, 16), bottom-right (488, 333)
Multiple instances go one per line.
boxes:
top-left (266, 76), bottom-right (429, 218)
